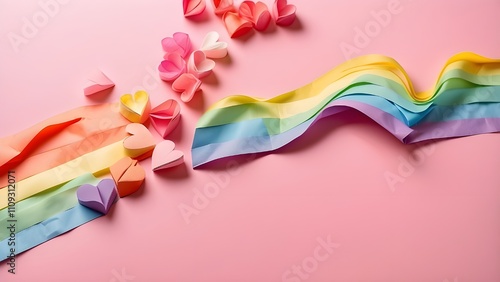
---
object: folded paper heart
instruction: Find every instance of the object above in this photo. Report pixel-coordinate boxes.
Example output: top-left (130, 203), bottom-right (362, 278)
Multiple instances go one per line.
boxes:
top-left (212, 0), bottom-right (235, 16)
top-left (76, 179), bottom-right (118, 214)
top-left (150, 100), bottom-right (181, 138)
top-left (223, 12), bottom-right (253, 38)
top-left (172, 73), bottom-right (202, 103)
top-left (273, 0), bottom-right (296, 26)
top-left (83, 69), bottom-right (115, 96)
top-left (123, 123), bottom-right (156, 157)
top-left (120, 91), bottom-right (151, 123)
top-left (110, 157), bottom-right (145, 197)
top-left (199, 31), bottom-right (228, 59)
top-left (152, 140), bottom-right (184, 171)
top-left (162, 32), bottom-right (192, 58)
top-left (239, 1), bottom-right (272, 31)
top-left (183, 0), bottom-right (206, 17)
top-left (188, 50), bottom-right (216, 78)
top-left (159, 53), bottom-right (187, 82)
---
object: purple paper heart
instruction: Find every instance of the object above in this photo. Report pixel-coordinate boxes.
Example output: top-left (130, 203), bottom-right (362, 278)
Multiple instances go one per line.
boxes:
top-left (76, 179), bottom-right (118, 215)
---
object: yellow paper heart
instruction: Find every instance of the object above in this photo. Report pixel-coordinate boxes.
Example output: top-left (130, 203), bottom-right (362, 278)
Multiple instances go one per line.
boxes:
top-left (119, 90), bottom-right (151, 123)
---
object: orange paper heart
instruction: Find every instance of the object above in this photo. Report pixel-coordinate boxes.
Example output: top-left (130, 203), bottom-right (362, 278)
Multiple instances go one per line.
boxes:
top-left (110, 157), bottom-right (145, 197)
top-left (239, 1), bottom-right (271, 31)
top-left (223, 12), bottom-right (253, 38)
top-left (123, 123), bottom-right (156, 157)
top-left (212, 0), bottom-right (235, 16)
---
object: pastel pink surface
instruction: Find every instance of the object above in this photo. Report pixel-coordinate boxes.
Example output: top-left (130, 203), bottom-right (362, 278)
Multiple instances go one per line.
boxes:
top-left (1, 1), bottom-right (500, 281)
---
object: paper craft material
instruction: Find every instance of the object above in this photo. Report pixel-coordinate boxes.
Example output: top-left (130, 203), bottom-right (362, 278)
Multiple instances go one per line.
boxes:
top-left (191, 52), bottom-right (500, 167)
top-left (199, 31), bottom-right (228, 59)
top-left (188, 50), bottom-right (216, 78)
top-left (183, 0), bottom-right (206, 17)
top-left (83, 70), bottom-right (115, 96)
top-left (150, 99), bottom-right (181, 138)
top-left (223, 11), bottom-right (253, 38)
top-left (239, 1), bottom-right (272, 31)
top-left (172, 73), bottom-right (202, 102)
top-left (152, 140), bottom-right (184, 171)
top-left (162, 32), bottom-right (192, 58)
top-left (213, 0), bottom-right (235, 15)
top-left (159, 53), bottom-right (187, 82)
top-left (110, 157), bottom-right (145, 197)
top-left (77, 179), bottom-right (118, 214)
top-left (273, 0), bottom-right (296, 26)
top-left (119, 91), bottom-right (151, 123)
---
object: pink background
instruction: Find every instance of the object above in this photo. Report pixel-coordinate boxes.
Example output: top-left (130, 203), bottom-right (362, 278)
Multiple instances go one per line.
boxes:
top-left (1, 0), bottom-right (500, 281)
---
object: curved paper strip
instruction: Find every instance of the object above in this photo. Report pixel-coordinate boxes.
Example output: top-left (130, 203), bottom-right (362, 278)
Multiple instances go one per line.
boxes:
top-left (83, 69), bottom-right (115, 96)
top-left (212, 0), bottom-right (235, 16)
top-left (152, 140), bottom-right (184, 171)
top-left (200, 31), bottom-right (228, 59)
top-left (0, 174), bottom-right (99, 241)
top-left (161, 32), bottom-right (192, 58)
top-left (0, 103), bottom-right (130, 173)
top-left (191, 52), bottom-right (500, 167)
top-left (150, 99), bottom-right (181, 138)
top-left (172, 73), bottom-right (202, 103)
top-left (239, 1), bottom-right (272, 31)
top-left (77, 178), bottom-right (117, 214)
top-left (119, 91), bottom-right (151, 123)
top-left (110, 157), bottom-right (145, 197)
top-left (183, 0), bottom-right (206, 17)
top-left (0, 125), bottom-right (155, 209)
top-left (0, 204), bottom-right (102, 262)
top-left (223, 12), bottom-right (253, 38)
top-left (188, 50), bottom-right (215, 78)
top-left (158, 53), bottom-right (187, 82)
top-left (273, 0), bottom-right (296, 26)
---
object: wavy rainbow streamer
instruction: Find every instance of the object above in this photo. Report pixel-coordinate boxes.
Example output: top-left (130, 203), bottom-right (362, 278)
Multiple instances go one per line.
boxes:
top-left (191, 52), bottom-right (500, 167)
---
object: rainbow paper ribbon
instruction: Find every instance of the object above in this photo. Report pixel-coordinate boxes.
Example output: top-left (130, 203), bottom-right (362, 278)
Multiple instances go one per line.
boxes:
top-left (191, 52), bottom-right (500, 167)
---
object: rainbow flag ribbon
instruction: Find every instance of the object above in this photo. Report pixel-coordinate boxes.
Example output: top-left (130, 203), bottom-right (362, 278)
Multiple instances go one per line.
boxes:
top-left (191, 52), bottom-right (500, 167)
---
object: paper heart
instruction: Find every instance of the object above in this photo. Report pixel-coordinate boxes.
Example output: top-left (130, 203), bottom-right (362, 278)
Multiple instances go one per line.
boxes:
top-left (183, 0), bottom-right (206, 17)
top-left (239, 1), bottom-right (272, 31)
top-left (77, 179), bottom-right (118, 214)
top-left (199, 31), bottom-right (228, 59)
top-left (223, 12), bottom-right (254, 38)
top-left (150, 100), bottom-right (181, 139)
top-left (161, 32), bottom-right (192, 58)
top-left (152, 140), bottom-right (185, 171)
top-left (123, 123), bottom-right (156, 157)
top-left (83, 69), bottom-right (115, 96)
top-left (172, 73), bottom-right (202, 103)
top-left (212, 0), bottom-right (235, 16)
top-left (273, 0), bottom-right (296, 26)
top-left (158, 53), bottom-right (187, 82)
top-left (119, 91), bottom-right (151, 123)
top-left (110, 157), bottom-right (145, 197)
top-left (188, 50), bottom-right (215, 78)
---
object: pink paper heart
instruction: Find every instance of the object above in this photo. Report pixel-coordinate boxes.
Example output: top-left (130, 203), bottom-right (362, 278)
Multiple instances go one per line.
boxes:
top-left (212, 0), bottom-right (235, 16)
top-left (161, 32), bottom-right (192, 58)
top-left (77, 179), bottom-right (118, 215)
top-left (188, 50), bottom-right (215, 78)
top-left (150, 99), bottom-right (181, 138)
top-left (239, 1), bottom-right (272, 31)
top-left (273, 0), bottom-right (296, 26)
top-left (223, 11), bottom-right (254, 38)
top-left (83, 69), bottom-right (115, 96)
top-left (172, 73), bottom-right (202, 103)
top-left (152, 140), bottom-right (184, 171)
top-left (158, 53), bottom-right (187, 82)
top-left (183, 0), bottom-right (206, 17)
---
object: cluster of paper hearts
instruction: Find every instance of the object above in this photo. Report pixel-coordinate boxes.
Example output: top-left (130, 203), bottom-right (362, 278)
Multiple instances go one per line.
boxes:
top-left (182, 0), bottom-right (297, 38)
top-left (158, 31), bottom-right (228, 102)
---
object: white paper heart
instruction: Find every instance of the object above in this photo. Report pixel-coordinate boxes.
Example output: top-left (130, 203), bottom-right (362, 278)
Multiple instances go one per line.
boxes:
top-left (200, 31), bottom-right (228, 59)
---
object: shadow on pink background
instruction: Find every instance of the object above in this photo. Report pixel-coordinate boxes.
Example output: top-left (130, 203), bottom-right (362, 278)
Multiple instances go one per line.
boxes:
top-left (1, 0), bottom-right (500, 281)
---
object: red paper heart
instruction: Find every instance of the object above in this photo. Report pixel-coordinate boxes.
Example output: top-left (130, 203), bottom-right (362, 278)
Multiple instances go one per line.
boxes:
top-left (183, 0), bottom-right (206, 17)
top-left (273, 0), bottom-right (296, 26)
top-left (212, 0), bottom-right (235, 16)
top-left (239, 1), bottom-right (272, 31)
